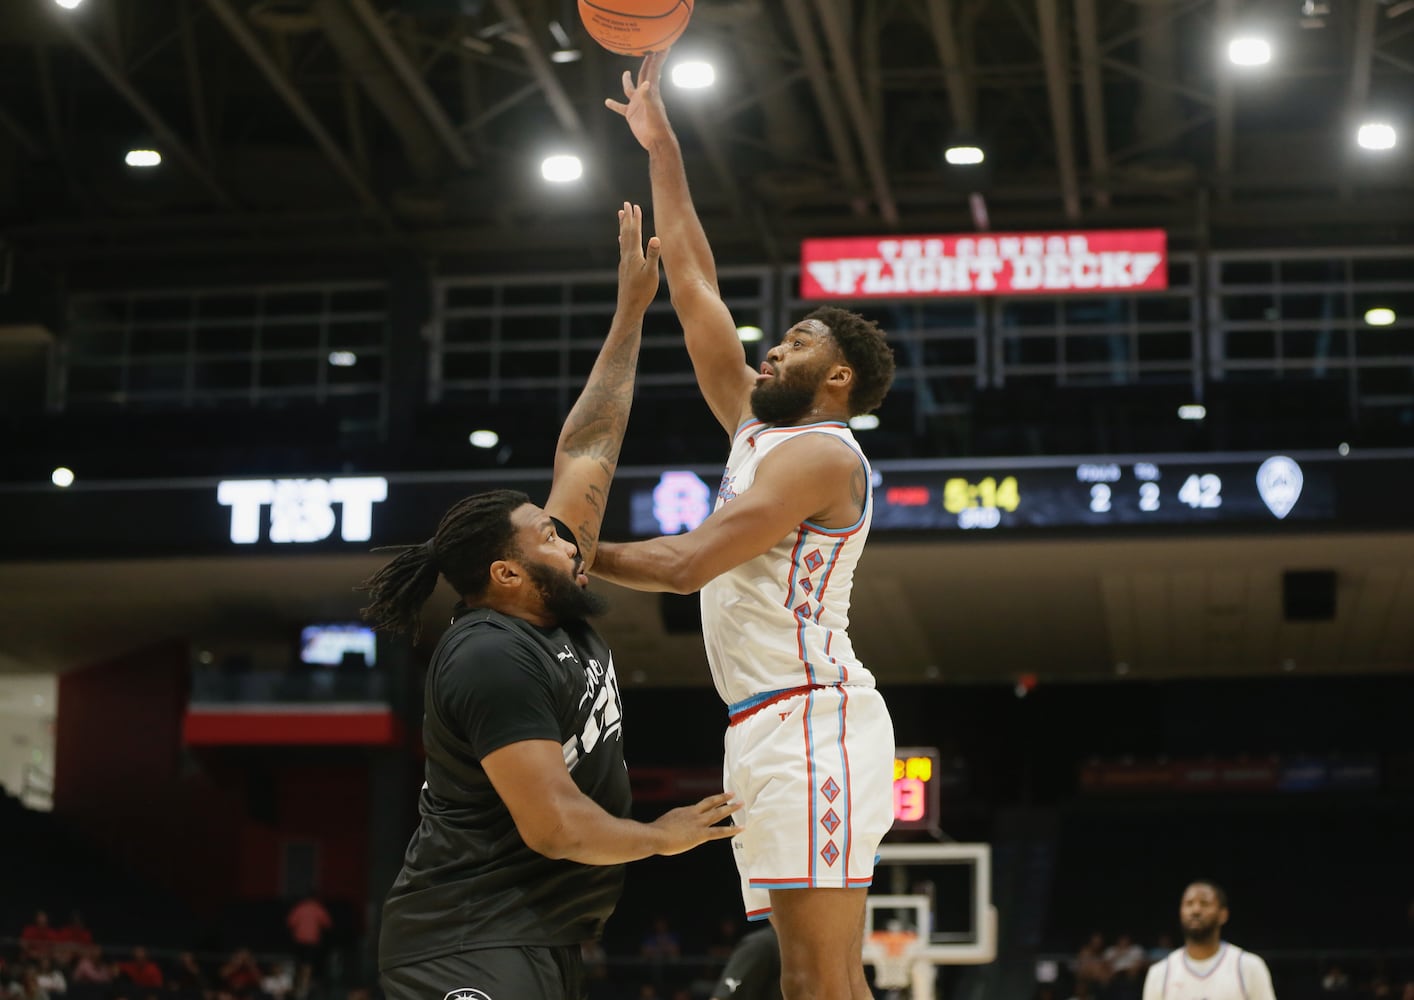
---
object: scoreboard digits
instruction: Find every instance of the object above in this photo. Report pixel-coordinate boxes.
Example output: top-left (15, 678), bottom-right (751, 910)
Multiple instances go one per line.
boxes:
top-left (892, 746), bottom-right (941, 831)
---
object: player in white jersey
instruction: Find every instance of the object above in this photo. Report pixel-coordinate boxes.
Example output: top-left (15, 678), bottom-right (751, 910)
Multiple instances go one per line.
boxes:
top-left (1143, 882), bottom-right (1277, 1000)
top-left (596, 52), bottom-right (898, 1000)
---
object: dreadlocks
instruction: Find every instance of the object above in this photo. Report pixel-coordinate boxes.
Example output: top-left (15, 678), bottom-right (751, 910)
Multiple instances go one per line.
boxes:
top-left (357, 489), bottom-right (530, 642)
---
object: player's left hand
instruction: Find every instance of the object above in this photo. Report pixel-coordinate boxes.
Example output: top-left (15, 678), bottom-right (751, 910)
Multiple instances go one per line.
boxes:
top-left (617, 201), bottom-right (661, 314)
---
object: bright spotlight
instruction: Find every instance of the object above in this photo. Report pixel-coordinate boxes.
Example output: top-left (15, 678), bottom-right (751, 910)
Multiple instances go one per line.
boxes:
top-left (736, 325), bottom-right (763, 342)
top-left (51, 467), bottom-right (75, 488)
top-left (945, 145), bottom-right (985, 166)
top-left (53, 0), bottom-right (84, 8)
top-left (541, 154), bottom-right (583, 183)
top-left (125, 149), bottom-right (161, 167)
top-left (1364, 307), bottom-right (1396, 326)
top-left (469, 430), bottom-right (500, 449)
top-left (848, 414), bottom-right (880, 431)
top-left (1227, 37), bottom-right (1272, 66)
top-left (549, 47), bottom-right (582, 64)
top-left (671, 60), bottom-right (716, 89)
top-left (328, 351), bottom-right (358, 367)
top-left (1178, 404), bottom-right (1207, 421)
top-left (1357, 122), bottom-right (1397, 151)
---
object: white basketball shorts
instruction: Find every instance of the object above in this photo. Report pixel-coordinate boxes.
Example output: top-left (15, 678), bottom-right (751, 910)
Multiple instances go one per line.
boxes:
top-left (722, 683), bottom-right (896, 920)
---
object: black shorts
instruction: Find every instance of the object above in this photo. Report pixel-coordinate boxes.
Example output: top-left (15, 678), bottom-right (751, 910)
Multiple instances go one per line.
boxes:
top-left (381, 945), bottom-right (585, 1000)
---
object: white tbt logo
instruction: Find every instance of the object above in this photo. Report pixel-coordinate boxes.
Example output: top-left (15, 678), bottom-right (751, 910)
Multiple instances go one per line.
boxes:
top-left (217, 477), bottom-right (388, 544)
top-left (443, 990), bottom-right (493, 1000)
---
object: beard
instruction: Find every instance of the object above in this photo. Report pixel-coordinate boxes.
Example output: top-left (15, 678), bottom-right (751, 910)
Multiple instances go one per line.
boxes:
top-left (525, 558), bottom-right (608, 623)
top-left (750, 369), bottom-right (821, 424)
top-left (1182, 917), bottom-right (1220, 944)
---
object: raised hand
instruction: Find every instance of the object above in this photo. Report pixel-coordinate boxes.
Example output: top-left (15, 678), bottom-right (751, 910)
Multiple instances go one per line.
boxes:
top-left (604, 50), bottom-right (674, 151)
top-left (617, 201), bottom-right (662, 315)
top-left (650, 792), bottom-right (743, 856)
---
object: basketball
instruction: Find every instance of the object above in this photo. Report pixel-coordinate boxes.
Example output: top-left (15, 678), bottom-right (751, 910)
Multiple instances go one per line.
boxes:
top-left (578, 0), bottom-right (693, 56)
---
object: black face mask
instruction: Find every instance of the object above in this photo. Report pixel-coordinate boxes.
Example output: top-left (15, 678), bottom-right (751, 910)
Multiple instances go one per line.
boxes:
top-left (525, 558), bottom-right (608, 623)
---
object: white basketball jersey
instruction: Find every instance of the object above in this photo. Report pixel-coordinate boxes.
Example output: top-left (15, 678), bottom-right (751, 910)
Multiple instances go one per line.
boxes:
top-left (699, 419), bottom-right (877, 708)
top-left (1142, 945), bottom-right (1277, 1000)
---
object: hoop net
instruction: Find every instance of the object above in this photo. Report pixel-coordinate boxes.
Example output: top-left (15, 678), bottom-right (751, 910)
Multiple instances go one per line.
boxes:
top-left (866, 929), bottom-right (919, 990)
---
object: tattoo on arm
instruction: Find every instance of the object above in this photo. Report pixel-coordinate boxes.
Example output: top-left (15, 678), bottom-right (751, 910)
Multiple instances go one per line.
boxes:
top-left (849, 463), bottom-right (867, 515)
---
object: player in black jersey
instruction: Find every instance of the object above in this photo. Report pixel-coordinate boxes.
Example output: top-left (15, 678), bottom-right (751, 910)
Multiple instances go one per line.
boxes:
top-left (359, 204), bottom-right (741, 1000)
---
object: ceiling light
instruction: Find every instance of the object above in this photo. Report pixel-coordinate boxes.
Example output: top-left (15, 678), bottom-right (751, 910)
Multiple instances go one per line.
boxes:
top-left (541, 154), bottom-right (583, 183)
top-left (1227, 37), bottom-right (1272, 66)
top-left (1364, 307), bottom-right (1396, 326)
top-left (945, 145), bottom-right (985, 165)
top-left (1178, 404), bottom-right (1207, 421)
top-left (736, 325), bottom-right (763, 342)
top-left (469, 430), bottom-right (500, 449)
top-left (51, 467), bottom-right (75, 488)
top-left (125, 149), bottom-right (161, 167)
top-left (671, 60), bottom-right (716, 89)
top-left (53, 0), bottom-right (84, 8)
top-left (547, 20), bottom-right (580, 62)
top-left (848, 414), bottom-right (880, 431)
top-left (1356, 122), bottom-right (1397, 151)
top-left (328, 351), bottom-right (357, 367)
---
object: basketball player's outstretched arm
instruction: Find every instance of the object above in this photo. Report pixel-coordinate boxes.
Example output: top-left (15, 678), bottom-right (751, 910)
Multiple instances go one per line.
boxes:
top-left (606, 51), bottom-right (756, 436)
top-left (593, 433), bottom-right (865, 593)
top-left (543, 203), bottom-right (660, 570)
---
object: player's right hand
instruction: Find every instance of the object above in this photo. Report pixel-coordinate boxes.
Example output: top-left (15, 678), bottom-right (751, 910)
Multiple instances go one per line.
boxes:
top-left (604, 50), bottom-right (673, 151)
top-left (617, 201), bottom-right (661, 315)
top-left (651, 792), bottom-right (743, 856)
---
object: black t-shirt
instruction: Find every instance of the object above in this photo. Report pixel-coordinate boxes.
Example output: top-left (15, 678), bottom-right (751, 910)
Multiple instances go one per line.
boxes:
top-left (712, 927), bottom-right (782, 1000)
top-left (378, 606), bottom-right (631, 969)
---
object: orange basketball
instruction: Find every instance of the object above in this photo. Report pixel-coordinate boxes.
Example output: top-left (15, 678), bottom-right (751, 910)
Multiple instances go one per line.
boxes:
top-left (578, 0), bottom-right (693, 56)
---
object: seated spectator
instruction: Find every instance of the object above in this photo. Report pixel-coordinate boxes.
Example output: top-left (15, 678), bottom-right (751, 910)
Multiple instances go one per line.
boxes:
top-left (258, 964), bottom-right (292, 1000)
top-left (71, 948), bottom-right (114, 987)
top-left (217, 950), bottom-right (261, 999)
top-left (18, 969), bottom-right (51, 1000)
top-left (640, 916), bottom-right (682, 963)
top-left (35, 961), bottom-right (66, 998)
top-left (1072, 933), bottom-right (1112, 994)
top-left (21, 913), bottom-right (61, 960)
top-left (1146, 933), bottom-right (1174, 963)
top-left (166, 954), bottom-right (207, 1000)
top-left (1322, 964), bottom-right (1350, 993)
top-left (55, 916), bottom-right (94, 967)
top-left (117, 949), bottom-right (164, 990)
top-left (1104, 933), bottom-right (1146, 1000)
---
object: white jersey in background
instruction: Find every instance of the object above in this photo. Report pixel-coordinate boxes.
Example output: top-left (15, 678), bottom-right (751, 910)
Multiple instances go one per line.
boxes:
top-left (699, 418), bottom-right (877, 709)
top-left (1142, 944), bottom-right (1277, 1000)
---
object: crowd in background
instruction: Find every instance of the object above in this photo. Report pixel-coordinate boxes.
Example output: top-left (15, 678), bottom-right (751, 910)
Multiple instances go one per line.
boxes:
top-left (2, 903), bottom-right (333, 1000)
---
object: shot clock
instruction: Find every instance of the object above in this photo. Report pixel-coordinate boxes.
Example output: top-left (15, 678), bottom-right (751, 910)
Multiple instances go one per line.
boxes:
top-left (893, 746), bottom-right (942, 831)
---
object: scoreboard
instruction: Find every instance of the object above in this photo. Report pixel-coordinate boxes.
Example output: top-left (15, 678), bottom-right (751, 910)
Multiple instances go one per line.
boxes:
top-left (892, 746), bottom-right (941, 832)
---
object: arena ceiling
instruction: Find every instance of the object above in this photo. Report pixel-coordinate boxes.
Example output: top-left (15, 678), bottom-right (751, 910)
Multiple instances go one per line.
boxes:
top-left (2, 0), bottom-right (1414, 280)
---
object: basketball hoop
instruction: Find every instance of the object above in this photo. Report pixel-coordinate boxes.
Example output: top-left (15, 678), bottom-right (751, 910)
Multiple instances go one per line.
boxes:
top-left (866, 929), bottom-right (919, 990)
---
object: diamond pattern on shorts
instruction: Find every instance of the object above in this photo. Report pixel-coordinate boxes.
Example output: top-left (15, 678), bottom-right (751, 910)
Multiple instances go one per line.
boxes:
top-left (804, 549), bottom-right (824, 573)
top-left (820, 776), bottom-right (840, 802)
top-left (794, 602), bottom-right (812, 619)
top-left (821, 809), bottom-right (841, 835)
top-left (820, 840), bottom-right (840, 866)
top-left (800, 578), bottom-right (814, 595)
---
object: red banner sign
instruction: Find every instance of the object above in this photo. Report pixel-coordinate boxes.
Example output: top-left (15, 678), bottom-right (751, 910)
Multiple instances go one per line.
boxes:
top-left (800, 230), bottom-right (1168, 299)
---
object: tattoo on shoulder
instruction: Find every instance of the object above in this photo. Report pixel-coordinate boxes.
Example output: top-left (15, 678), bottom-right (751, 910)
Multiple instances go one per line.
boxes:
top-left (849, 463), bottom-right (867, 512)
